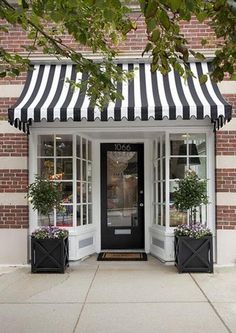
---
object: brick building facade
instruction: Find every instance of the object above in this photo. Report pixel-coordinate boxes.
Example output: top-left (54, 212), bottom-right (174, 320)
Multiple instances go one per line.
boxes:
top-left (0, 10), bottom-right (235, 265)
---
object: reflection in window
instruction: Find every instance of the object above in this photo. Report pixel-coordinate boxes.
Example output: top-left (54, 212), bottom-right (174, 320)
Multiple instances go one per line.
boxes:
top-left (169, 133), bottom-right (207, 227)
top-left (37, 134), bottom-right (93, 227)
top-left (107, 151), bottom-right (138, 228)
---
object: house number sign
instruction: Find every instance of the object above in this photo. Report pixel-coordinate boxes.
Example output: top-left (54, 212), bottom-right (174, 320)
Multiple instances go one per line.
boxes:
top-left (114, 144), bottom-right (131, 151)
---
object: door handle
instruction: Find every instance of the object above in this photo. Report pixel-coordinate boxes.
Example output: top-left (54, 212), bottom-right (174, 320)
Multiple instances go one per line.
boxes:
top-left (139, 203), bottom-right (144, 207)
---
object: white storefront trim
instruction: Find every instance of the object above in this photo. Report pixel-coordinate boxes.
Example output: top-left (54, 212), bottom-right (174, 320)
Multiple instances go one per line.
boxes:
top-left (29, 123), bottom-right (215, 262)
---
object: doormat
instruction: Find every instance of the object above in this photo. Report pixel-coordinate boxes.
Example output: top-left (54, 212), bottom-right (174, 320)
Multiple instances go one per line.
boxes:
top-left (97, 252), bottom-right (147, 261)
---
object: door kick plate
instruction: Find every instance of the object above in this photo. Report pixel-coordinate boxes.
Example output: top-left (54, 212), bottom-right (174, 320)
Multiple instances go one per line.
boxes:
top-left (114, 229), bottom-right (131, 235)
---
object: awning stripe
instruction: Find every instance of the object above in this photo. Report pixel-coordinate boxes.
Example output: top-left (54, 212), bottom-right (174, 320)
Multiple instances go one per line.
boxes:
top-left (8, 62), bottom-right (232, 132)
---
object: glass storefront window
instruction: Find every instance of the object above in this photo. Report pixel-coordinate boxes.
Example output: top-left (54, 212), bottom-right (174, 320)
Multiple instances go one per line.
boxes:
top-left (168, 133), bottom-right (207, 227)
top-left (152, 136), bottom-right (166, 226)
top-left (37, 134), bottom-right (93, 227)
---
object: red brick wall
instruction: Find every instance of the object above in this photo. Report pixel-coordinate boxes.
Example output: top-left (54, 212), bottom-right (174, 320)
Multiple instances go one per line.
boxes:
top-left (0, 11), bottom-right (235, 233)
top-left (215, 132), bottom-right (236, 156)
top-left (216, 169), bottom-right (236, 192)
top-left (0, 98), bottom-right (17, 119)
top-left (0, 205), bottom-right (28, 228)
top-left (216, 206), bottom-right (236, 230)
top-left (0, 134), bottom-right (28, 156)
top-left (0, 170), bottom-right (28, 192)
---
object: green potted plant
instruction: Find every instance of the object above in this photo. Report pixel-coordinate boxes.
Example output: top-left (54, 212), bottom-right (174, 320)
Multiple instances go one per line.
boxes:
top-left (173, 170), bottom-right (213, 273)
top-left (28, 176), bottom-right (69, 273)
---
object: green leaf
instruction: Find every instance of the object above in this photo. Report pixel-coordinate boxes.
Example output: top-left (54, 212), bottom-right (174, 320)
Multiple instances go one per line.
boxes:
top-left (0, 72), bottom-right (6, 78)
top-left (147, 18), bottom-right (157, 33)
top-left (145, 1), bottom-right (157, 19)
top-left (168, 0), bottom-right (182, 11)
top-left (159, 10), bottom-right (170, 30)
top-left (199, 74), bottom-right (208, 84)
top-left (151, 29), bottom-right (160, 42)
top-left (194, 52), bottom-right (206, 61)
top-left (142, 42), bottom-right (153, 56)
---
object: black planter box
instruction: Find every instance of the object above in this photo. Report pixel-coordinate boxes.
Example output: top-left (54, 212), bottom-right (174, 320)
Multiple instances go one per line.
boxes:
top-left (31, 236), bottom-right (69, 273)
top-left (174, 235), bottom-right (213, 273)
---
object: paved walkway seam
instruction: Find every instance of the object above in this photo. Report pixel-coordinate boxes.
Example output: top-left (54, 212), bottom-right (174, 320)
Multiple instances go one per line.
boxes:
top-left (72, 264), bottom-right (100, 333)
top-left (190, 273), bottom-right (232, 333)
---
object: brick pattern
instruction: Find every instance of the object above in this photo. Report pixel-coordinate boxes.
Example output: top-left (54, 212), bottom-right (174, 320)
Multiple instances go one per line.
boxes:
top-left (216, 206), bottom-right (236, 229)
top-left (0, 170), bottom-right (28, 193)
top-left (223, 94), bottom-right (236, 118)
top-left (215, 131), bottom-right (236, 156)
top-left (216, 169), bottom-right (236, 192)
top-left (0, 14), bottom-right (218, 85)
top-left (0, 98), bottom-right (18, 119)
top-left (0, 205), bottom-right (28, 228)
top-left (0, 133), bottom-right (28, 156)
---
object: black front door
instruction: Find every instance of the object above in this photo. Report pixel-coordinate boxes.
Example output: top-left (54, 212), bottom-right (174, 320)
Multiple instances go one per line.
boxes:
top-left (101, 143), bottom-right (144, 249)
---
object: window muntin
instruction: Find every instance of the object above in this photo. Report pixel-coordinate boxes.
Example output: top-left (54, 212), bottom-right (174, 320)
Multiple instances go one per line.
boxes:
top-left (169, 133), bottom-right (207, 227)
top-left (153, 135), bottom-right (166, 226)
top-left (37, 134), bottom-right (92, 228)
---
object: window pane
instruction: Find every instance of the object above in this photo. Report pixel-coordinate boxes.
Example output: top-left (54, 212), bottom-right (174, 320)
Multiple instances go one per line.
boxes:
top-left (77, 182), bottom-right (81, 203)
top-left (82, 161), bottom-right (87, 181)
top-left (170, 205), bottom-right (187, 227)
top-left (88, 204), bottom-right (92, 224)
top-left (76, 136), bottom-right (81, 157)
top-left (38, 135), bottom-right (54, 156)
top-left (190, 157), bottom-right (207, 178)
top-left (170, 157), bottom-right (186, 179)
top-left (88, 183), bottom-right (92, 203)
top-left (77, 159), bottom-right (81, 180)
top-left (38, 158), bottom-right (54, 179)
top-left (157, 141), bottom-right (160, 158)
top-left (158, 182), bottom-right (161, 203)
top-left (56, 158), bottom-right (72, 180)
top-left (38, 211), bottom-right (54, 226)
top-left (88, 162), bottom-right (92, 182)
top-left (157, 204), bottom-right (161, 225)
top-left (153, 183), bottom-right (156, 203)
top-left (77, 205), bottom-right (81, 226)
top-left (88, 141), bottom-right (92, 160)
top-left (82, 182), bottom-right (87, 203)
top-left (56, 205), bottom-right (73, 227)
top-left (60, 182), bottom-right (73, 203)
top-left (170, 134), bottom-right (186, 156)
top-left (153, 204), bottom-right (156, 224)
top-left (83, 205), bottom-right (87, 225)
top-left (188, 134), bottom-right (206, 155)
top-left (162, 158), bottom-right (166, 179)
top-left (82, 138), bottom-right (87, 159)
top-left (56, 135), bottom-right (72, 156)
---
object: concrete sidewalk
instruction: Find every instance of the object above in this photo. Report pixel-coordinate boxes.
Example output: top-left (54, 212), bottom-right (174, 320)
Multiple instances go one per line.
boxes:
top-left (0, 255), bottom-right (235, 333)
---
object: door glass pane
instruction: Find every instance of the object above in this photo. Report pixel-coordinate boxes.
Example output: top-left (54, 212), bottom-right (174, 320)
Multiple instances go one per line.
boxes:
top-left (107, 151), bottom-right (138, 227)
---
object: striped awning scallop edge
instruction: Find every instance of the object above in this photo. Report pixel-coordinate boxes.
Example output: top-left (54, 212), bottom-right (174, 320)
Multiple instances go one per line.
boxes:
top-left (8, 62), bottom-right (232, 133)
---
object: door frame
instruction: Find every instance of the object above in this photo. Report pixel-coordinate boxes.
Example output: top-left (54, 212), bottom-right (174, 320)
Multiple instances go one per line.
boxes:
top-left (100, 143), bottom-right (145, 250)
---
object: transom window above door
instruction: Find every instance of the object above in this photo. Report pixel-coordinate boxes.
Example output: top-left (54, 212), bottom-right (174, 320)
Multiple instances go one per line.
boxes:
top-left (37, 134), bottom-right (92, 228)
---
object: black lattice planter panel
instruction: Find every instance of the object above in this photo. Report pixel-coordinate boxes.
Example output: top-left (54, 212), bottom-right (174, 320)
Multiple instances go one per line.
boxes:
top-left (175, 235), bottom-right (213, 273)
top-left (31, 237), bottom-right (69, 273)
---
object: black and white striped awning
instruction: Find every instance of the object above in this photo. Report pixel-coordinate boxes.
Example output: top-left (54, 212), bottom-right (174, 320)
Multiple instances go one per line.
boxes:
top-left (8, 62), bottom-right (232, 133)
